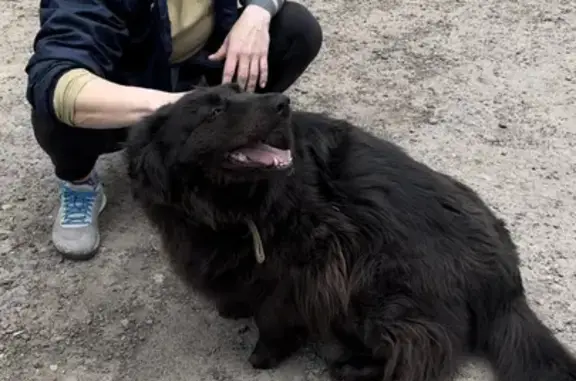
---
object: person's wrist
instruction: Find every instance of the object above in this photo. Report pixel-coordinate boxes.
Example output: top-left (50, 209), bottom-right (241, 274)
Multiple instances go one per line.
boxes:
top-left (243, 4), bottom-right (272, 26)
top-left (147, 91), bottom-right (186, 113)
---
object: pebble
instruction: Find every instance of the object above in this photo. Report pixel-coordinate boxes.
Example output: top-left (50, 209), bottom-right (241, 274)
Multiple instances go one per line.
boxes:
top-left (152, 273), bottom-right (165, 284)
top-left (1, 204), bottom-right (13, 211)
top-left (49, 364), bottom-right (58, 371)
top-left (0, 241), bottom-right (12, 255)
top-left (120, 319), bottom-right (130, 328)
top-left (0, 278), bottom-right (14, 286)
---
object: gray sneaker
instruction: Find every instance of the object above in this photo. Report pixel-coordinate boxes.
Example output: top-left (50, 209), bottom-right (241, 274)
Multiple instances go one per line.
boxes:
top-left (52, 172), bottom-right (107, 260)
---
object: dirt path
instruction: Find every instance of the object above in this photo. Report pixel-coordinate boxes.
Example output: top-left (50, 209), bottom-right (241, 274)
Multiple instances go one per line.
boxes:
top-left (1, 0), bottom-right (575, 380)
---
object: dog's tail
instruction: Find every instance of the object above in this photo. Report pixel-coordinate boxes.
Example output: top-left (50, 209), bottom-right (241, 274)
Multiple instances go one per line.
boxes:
top-left (482, 296), bottom-right (576, 381)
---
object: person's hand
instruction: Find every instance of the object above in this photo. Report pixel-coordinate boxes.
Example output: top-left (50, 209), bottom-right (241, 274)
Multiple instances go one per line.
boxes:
top-left (208, 5), bottom-right (271, 92)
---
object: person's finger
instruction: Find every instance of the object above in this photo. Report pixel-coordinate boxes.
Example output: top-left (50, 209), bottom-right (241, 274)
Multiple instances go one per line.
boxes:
top-left (222, 48), bottom-right (239, 84)
top-left (236, 52), bottom-right (251, 91)
top-left (208, 40), bottom-right (228, 61)
top-left (246, 55), bottom-right (260, 92)
top-left (259, 54), bottom-right (268, 90)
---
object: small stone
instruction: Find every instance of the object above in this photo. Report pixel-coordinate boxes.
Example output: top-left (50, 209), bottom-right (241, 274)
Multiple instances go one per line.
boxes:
top-left (498, 123), bottom-right (508, 129)
top-left (49, 364), bottom-right (58, 371)
top-left (0, 242), bottom-right (12, 255)
top-left (152, 273), bottom-right (165, 284)
top-left (0, 278), bottom-right (14, 287)
top-left (145, 319), bottom-right (153, 325)
top-left (120, 319), bottom-right (130, 328)
top-left (1, 204), bottom-right (13, 211)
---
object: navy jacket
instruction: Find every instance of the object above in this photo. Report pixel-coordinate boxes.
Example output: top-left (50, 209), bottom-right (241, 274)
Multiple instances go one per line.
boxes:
top-left (25, 0), bottom-right (238, 124)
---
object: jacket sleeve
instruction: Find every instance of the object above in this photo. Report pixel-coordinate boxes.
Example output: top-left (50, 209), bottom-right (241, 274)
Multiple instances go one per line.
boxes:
top-left (240, 0), bottom-right (286, 16)
top-left (25, 0), bottom-right (129, 121)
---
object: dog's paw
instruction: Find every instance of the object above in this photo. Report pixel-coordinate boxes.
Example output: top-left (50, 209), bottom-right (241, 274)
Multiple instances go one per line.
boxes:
top-left (216, 301), bottom-right (253, 320)
top-left (329, 360), bottom-right (384, 381)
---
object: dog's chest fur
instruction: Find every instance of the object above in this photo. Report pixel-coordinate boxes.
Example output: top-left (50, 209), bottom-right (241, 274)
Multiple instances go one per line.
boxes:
top-left (151, 192), bottom-right (359, 330)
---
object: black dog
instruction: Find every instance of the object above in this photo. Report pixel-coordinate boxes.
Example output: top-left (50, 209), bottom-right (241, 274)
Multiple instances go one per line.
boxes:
top-left (125, 83), bottom-right (576, 381)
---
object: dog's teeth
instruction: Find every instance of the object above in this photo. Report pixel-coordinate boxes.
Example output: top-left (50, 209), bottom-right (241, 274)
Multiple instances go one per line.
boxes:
top-left (273, 157), bottom-right (280, 167)
top-left (232, 153), bottom-right (248, 162)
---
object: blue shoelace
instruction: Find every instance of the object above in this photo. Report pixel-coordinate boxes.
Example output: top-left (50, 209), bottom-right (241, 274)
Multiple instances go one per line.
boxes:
top-left (60, 185), bottom-right (97, 226)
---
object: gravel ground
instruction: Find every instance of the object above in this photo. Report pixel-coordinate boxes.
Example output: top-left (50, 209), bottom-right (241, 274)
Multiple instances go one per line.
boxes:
top-left (1, 0), bottom-right (575, 380)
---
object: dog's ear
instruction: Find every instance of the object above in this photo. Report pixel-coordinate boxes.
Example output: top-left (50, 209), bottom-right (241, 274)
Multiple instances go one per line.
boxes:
top-left (124, 100), bottom-right (175, 147)
top-left (196, 75), bottom-right (209, 88)
top-left (125, 105), bottom-right (174, 205)
top-left (128, 144), bottom-right (171, 204)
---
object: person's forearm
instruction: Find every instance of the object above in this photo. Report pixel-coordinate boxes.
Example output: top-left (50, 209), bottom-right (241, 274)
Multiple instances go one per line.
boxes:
top-left (53, 68), bottom-right (183, 129)
top-left (74, 78), bottom-right (181, 128)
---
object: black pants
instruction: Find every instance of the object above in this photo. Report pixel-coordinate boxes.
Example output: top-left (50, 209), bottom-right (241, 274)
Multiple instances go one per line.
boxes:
top-left (32, 1), bottom-right (322, 182)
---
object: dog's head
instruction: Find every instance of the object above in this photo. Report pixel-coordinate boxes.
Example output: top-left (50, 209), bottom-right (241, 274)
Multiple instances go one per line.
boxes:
top-left (126, 83), bottom-right (294, 207)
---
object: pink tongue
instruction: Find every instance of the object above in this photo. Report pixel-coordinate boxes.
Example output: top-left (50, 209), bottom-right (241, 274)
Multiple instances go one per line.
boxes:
top-left (234, 143), bottom-right (292, 165)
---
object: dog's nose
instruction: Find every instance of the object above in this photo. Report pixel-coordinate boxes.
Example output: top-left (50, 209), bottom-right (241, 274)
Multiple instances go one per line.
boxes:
top-left (273, 95), bottom-right (291, 115)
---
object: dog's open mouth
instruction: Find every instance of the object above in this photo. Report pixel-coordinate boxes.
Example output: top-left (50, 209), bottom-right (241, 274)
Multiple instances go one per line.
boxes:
top-left (226, 142), bottom-right (293, 169)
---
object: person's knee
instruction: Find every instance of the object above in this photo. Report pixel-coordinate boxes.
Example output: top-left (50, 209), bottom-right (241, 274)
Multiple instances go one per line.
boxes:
top-left (31, 108), bottom-right (56, 155)
top-left (30, 108), bottom-right (126, 177)
top-left (278, 2), bottom-right (323, 62)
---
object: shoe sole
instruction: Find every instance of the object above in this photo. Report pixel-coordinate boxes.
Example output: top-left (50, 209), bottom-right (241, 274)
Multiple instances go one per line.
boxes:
top-left (57, 192), bottom-right (108, 261)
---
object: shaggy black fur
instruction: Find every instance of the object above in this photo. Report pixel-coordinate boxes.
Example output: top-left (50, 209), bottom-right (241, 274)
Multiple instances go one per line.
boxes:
top-left (124, 83), bottom-right (576, 381)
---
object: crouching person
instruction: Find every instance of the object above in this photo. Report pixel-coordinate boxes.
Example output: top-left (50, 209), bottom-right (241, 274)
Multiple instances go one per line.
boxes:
top-left (25, 0), bottom-right (323, 260)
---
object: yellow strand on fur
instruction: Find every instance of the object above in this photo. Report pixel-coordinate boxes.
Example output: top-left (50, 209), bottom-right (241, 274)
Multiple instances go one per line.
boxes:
top-left (247, 219), bottom-right (266, 264)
